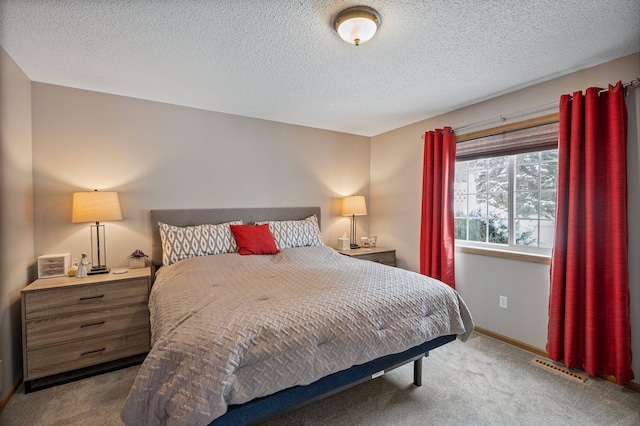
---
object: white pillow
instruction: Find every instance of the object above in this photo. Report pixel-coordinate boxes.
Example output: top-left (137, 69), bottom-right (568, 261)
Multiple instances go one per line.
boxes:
top-left (159, 221), bottom-right (242, 266)
top-left (255, 215), bottom-right (323, 250)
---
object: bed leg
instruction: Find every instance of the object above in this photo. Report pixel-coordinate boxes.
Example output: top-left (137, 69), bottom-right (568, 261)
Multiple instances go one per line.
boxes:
top-left (413, 357), bottom-right (423, 386)
top-left (413, 352), bottom-right (429, 386)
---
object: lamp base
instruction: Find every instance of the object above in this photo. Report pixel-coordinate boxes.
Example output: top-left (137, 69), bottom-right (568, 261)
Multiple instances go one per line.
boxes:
top-left (88, 266), bottom-right (110, 275)
top-left (350, 244), bottom-right (361, 249)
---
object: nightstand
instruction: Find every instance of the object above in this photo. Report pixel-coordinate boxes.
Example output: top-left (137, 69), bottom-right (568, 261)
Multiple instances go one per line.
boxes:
top-left (336, 247), bottom-right (396, 266)
top-left (21, 267), bottom-right (152, 391)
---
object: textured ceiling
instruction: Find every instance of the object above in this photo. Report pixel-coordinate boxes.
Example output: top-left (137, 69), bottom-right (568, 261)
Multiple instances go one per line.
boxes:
top-left (1, 1), bottom-right (639, 136)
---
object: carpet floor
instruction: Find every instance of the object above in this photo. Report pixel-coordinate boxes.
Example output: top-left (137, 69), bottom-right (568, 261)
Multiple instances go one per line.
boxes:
top-left (1, 332), bottom-right (638, 425)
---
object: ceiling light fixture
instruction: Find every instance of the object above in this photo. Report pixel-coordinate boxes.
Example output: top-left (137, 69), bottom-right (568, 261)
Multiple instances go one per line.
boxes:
top-left (334, 6), bottom-right (381, 46)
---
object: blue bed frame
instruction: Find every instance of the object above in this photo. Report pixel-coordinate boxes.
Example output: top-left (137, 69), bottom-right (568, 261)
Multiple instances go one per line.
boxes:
top-left (209, 334), bottom-right (456, 425)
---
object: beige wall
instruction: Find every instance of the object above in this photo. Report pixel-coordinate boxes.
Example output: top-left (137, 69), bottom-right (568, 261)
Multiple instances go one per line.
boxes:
top-left (370, 52), bottom-right (640, 384)
top-left (31, 84), bottom-right (371, 268)
top-left (0, 47), bottom-right (34, 400)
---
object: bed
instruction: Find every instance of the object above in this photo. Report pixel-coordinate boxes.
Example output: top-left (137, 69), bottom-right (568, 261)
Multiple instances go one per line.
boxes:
top-left (121, 207), bottom-right (473, 425)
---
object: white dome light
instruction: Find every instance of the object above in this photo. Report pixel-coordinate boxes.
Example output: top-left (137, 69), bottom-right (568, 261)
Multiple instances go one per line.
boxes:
top-left (334, 6), bottom-right (381, 46)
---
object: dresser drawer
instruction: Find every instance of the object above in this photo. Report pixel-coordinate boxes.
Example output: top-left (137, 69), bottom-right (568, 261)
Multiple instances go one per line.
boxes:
top-left (26, 329), bottom-right (150, 380)
top-left (40, 262), bottom-right (65, 275)
top-left (24, 278), bottom-right (149, 320)
top-left (354, 251), bottom-right (396, 266)
top-left (26, 303), bottom-right (149, 350)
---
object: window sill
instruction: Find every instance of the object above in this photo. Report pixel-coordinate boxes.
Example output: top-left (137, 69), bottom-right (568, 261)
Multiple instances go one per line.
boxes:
top-left (455, 245), bottom-right (551, 265)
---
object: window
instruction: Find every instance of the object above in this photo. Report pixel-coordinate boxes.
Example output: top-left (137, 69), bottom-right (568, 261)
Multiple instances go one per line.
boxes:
top-left (454, 121), bottom-right (559, 254)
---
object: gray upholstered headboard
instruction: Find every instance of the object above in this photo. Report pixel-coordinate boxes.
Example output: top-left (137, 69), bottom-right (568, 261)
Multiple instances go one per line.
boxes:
top-left (150, 207), bottom-right (321, 267)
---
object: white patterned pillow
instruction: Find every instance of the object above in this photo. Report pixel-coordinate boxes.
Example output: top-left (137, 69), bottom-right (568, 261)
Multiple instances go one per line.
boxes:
top-left (159, 221), bottom-right (242, 266)
top-left (255, 215), bottom-right (323, 250)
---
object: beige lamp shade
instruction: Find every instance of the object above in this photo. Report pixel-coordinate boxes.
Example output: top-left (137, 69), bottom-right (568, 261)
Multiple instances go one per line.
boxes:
top-left (342, 195), bottom-right (367, 216)
top-left (72, 191), bottom-right (123, 223)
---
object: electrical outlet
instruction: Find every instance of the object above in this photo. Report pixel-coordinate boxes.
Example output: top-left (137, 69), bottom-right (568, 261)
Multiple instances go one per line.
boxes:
top-left (499, 295), bottom-right (508, 309)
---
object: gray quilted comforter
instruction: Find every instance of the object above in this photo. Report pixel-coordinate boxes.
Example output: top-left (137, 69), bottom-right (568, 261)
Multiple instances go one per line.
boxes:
top-left (121, 245), bottom-right (473, 425)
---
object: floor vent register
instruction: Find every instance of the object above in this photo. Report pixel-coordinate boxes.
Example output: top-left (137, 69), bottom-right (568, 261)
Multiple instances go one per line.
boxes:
top-left (531, 358), bottom-right (588, 383)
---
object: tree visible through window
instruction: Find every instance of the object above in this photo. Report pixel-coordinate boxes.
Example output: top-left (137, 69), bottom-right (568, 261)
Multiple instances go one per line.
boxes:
top-left (454, 149), bottom-right (558, 249)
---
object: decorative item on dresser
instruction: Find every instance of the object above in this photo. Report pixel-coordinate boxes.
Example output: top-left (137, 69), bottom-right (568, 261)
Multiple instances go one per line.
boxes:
top-left (336, 246), bottom-right (396, 266)
top-left (20, 267), bottom-right (152, 392)
top-left (128, 249), bottom-right (148, 269)
top-left (337, 232), bottom-right (350, 250)
top-left (37, 253), bottom-right (71, 278)
top-left (76, 253), bottom-right (89, 278)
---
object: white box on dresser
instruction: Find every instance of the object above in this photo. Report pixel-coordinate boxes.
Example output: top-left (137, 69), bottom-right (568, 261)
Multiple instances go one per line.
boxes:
top-left (37, 253), bottom-right (71, 278)
top-left (21, 267), bottom-right (152, 392)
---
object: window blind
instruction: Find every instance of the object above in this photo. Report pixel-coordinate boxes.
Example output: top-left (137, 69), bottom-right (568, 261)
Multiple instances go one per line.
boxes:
top-left (456, 122), bottom-right (558, 160)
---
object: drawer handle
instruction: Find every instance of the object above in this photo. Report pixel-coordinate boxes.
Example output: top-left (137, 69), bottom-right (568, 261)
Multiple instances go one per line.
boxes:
top-left (81, 348), bottom-right (106, 356)
top-left (80, 321), bottom-right (105, 328)
top-left (79, 295), bottom-right (105, 301)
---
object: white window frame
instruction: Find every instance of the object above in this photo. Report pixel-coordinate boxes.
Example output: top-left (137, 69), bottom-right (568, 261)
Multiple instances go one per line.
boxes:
top-left (454, 153), bottom-right (557, 256)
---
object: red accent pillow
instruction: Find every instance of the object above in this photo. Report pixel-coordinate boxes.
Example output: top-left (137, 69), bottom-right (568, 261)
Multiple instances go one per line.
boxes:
top-left (230, 224), bottom-right (280, 255)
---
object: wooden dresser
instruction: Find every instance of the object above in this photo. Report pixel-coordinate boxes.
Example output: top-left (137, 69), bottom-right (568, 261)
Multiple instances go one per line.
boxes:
top-left (335, 247), bottom-right (396, 267)
top-left (21, 267), bottom-right (151, 391)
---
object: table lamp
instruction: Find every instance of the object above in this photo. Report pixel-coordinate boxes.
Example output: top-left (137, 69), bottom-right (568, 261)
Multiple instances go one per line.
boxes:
top-left (72, 190), bottom-right (122, 275)
top-left (342, 195), bottom-right (367, 249)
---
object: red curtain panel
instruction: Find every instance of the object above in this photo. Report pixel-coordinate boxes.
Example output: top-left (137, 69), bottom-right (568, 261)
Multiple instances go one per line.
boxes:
top-left (547, 81), bottom-right (633, 385)
top-left (420, 127), bottom-right (456, 288)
